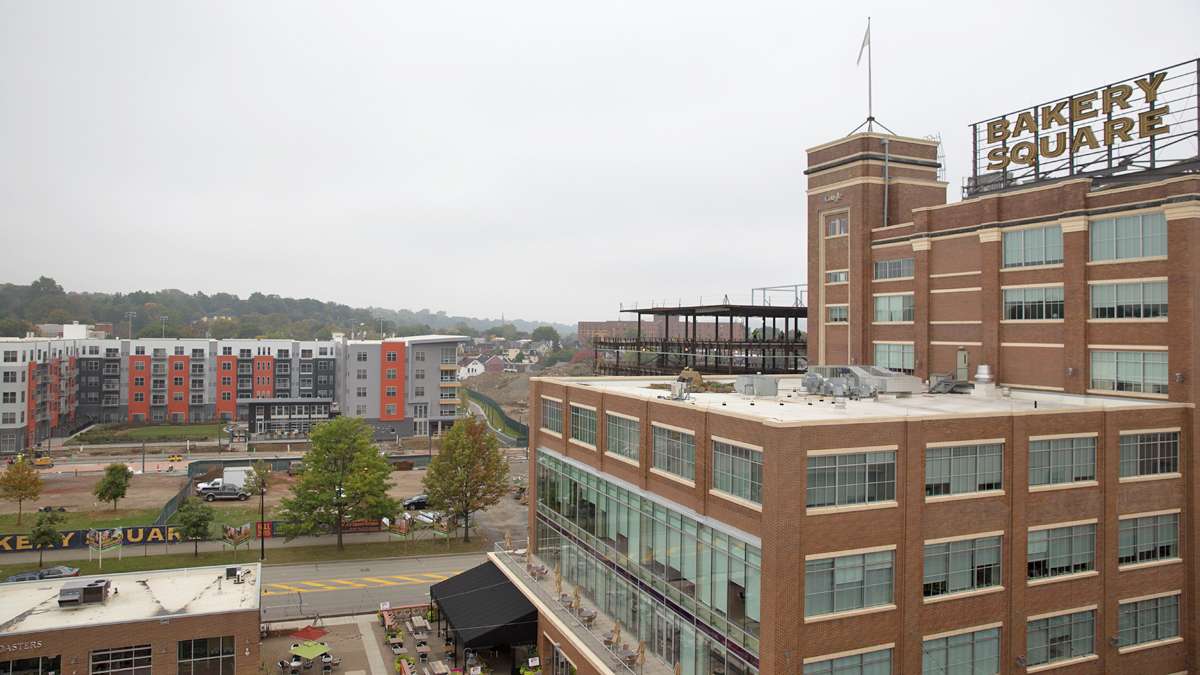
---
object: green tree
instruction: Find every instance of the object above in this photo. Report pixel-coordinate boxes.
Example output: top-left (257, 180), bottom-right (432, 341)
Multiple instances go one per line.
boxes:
top-left (174, 497), bottom-right (215, 557)
top-left (0, 460), bottom-right (43, 525)
top-left (29, 510), bottom-right (65, 568)
top-left (244, 460), bottom-right (271, 496)
top-left (531, 326), bottom-right (560, 348)
top-left (276, 417), bottom-right (397, 550)
top-left (93, 464), bottom-right (131, 511)
top-left (423, 417), bottom-right (508, 542)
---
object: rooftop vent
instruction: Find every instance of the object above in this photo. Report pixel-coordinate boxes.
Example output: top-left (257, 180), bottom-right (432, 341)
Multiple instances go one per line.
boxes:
top-left (735, 375), bottom-right (778, 397)
top-left (58, 578), bottom-right (111, 607)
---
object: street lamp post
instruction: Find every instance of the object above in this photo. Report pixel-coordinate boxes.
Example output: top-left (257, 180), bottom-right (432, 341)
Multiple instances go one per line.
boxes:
top-left (259, 480), bottom-right (266, 561)
top-left (124, 311), bottom-right (136, 339)
top-left (160, 316), bottom-right (168, 338)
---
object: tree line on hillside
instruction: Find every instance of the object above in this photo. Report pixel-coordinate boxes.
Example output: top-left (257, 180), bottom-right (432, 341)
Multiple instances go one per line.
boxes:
top-left (0, 276), bottom-right (569, 341)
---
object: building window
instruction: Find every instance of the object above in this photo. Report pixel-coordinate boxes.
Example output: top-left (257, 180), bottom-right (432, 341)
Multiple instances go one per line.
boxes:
top-left (177, 637), bottom-right (235, 675)
top-left (1118, 594), bottom-right (1179, 648)
top-left (1, 351), bottom-right (14, 363)
top-left (415, 369), bottom-right (425, 380)
top-left (805, 647), bottom-right (891, 675)
top-left (1118, 427), bottom-right (1185, 475)
top-left (385, 404), bottom-right (397, 416)
top-left (0, 656), bottom-right (60, 675)
top-left (134, 393), bottom-right (144, 403)
top-left (541, 398), bottom-right (563, 434)
top-left (415, 351), bottom-right (426, 362)
top-left (922, 536), bottom-right (1001, 598)
top-left (1090, 350), bottom-right (1168, 395)
top-left (355, 404), bottom-right (367, 416)
top-left (827, 306), bottom-right (849, 323)
top-left (922, 627), bottom-right (999, 675)
top-left (874, 343), bottom-right (915, 374)
top-left (1119, 513), bottom-right (1179, 566)
top-left (356, 351), bottom-right (368, 362)
top-left (91, 645), bottom-right (151, 675)
top-left (605, 414), bottom-right (639, 462)
top-left (1002, 286), bottom-right (1064, 320)
top-left (385, 368), bottom-right (397, 379)
top-left (1090, 212), bottom-right (1167, 261)
top-left (385, 386), bottom-right (397, 397)
top-left (873, 294), bottom-right (914, 322)
top-left (1026, 610), bottom-right (1094, 668)
top-left (873, 258), bottom-right (914, 280)
top-left (1027, 523), bottom-right (1095, 580)
top-left (356, 369), bottom-right (367, 380)
top-left (825, 270), bottom-right (848, 284)
top-left (414, 386), bottom-right (424, 397)
top-left (806, 451), bottom-right (895, 508)
top-left (925, 443), bottom-right (1002, 497)
top-left (825, 213), bottom-right (848, 237)
top-left (651, 425), bottom-right (696, 481)
top-left (356, 387), bottom-right (367, 398)
top-left (1002, 224), bottom-right (1063, 268)
top-left (569, 405), bottom-right (596, 447)
top-left (1029, 436), bottom-right (1096, 486)
top-left (712, 440), bottom-right (763, 504)
top-left (1090, 281), bottom-right (1168, 319)
top-left (221, 392), bottom-right (231, 401)
top-left (804, 550), bottom-right (893, 617)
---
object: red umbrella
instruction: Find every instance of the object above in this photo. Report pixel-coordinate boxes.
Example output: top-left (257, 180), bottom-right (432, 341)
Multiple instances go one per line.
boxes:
top-left (290, 626), bottom-right (327, 641)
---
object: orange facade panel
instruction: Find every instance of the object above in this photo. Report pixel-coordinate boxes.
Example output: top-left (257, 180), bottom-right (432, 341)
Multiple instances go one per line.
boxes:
top-left (252, 355), bottom-right (274, 398)
top-left (380, 342), bottom-right (406, 421)
top-left (215, 355), bottom-right (238, 420)
top-left (167, 355), bottom-right (189, 421)
top-left (128, 355), bottom-right (151, 421)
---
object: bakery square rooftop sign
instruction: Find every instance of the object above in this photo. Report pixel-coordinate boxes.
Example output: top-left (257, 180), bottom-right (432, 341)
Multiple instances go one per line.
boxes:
top-left (969, 59), bottom-right (1198, 194)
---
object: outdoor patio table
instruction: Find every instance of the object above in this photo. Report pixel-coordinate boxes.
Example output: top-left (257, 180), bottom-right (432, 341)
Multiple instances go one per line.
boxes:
top-left (429, 662), bottom-right (450, 675)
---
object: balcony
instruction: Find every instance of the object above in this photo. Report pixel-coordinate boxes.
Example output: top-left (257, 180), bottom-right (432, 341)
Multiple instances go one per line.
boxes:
top-left (439, 378), bottom-right (460, 386)
top-left (491, 543), bottom-right (669, 675)
top-left (439, 362), bottom-right (458, 370)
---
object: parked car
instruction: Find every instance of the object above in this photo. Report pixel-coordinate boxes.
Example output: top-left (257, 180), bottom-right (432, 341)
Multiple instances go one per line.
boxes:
top-left (203, 485), bottom-right (250, 502)
top-left (38, 565), bottom-right (80, 579)
top-left (33, 456), bottom-right (53, 467)
top-left (287, 462), bottom-right (304, 476)
top-left (166, 454), bottom-right (184, 462)
top-left (5, 571), bottom-right (40, 583)
top-left (403, 494), bottom-right (428, 510)
top-left (414, 510), bottom-right (442, 525)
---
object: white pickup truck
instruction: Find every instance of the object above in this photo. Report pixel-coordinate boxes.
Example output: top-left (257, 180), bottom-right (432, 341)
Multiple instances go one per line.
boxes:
top-left (196, 466), bottom-right (251, 493)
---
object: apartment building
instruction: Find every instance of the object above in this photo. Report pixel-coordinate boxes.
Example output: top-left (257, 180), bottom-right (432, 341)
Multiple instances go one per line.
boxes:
top-left (486, 60), bottom-right (1200, 674)
top-left (335, 335), bottom-right (469, 436)
top-left (0, 333), bottom-right (467, 453)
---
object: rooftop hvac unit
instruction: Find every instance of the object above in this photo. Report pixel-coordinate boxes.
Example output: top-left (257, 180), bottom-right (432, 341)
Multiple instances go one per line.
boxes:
top-left (735, 375), bottom-right (778, 397)
top-left (58, 579), bottom-right (111, 607)
top-left (804, 366), bottom-right (925, 398)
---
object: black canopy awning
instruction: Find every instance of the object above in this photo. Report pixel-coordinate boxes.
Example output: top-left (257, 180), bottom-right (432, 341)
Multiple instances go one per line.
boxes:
top-left (430, 561), bottom-right (538, 649)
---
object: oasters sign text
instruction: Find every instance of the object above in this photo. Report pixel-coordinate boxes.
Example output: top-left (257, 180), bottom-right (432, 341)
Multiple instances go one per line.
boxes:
top-left (0, 526), bottom-right (182, 553)
top-left (984, 72), bottom-right (1170, 170)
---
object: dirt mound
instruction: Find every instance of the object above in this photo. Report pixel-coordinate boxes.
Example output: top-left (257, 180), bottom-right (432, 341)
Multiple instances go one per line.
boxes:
top-left (465, 362), bottom-right (591, 418)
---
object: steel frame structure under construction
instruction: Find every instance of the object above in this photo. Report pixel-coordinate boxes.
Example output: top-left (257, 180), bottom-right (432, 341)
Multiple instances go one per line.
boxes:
top-left (592, 304), bottom-right (808, 376)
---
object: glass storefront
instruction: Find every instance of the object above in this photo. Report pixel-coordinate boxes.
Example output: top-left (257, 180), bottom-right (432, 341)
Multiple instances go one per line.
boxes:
top-left (535, 449), bottom-right (760, 674)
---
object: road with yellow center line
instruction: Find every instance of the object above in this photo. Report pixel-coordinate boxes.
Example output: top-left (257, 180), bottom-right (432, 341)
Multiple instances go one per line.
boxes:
top-left (260, 553), bottom-right (487, 620)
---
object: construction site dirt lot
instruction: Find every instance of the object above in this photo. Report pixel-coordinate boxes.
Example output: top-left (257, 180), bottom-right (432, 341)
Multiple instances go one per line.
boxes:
top-left (464, 362), bottom-right (591, 419)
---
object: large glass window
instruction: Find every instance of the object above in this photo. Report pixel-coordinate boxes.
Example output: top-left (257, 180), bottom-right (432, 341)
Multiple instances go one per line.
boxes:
top-left (805, 550), bottom-right (894, 617)
top-left (806, 647), bottom-right (891, 675)
top-left (1027, 524), bottom-right (1095, 580)
top-left (1119, 431), bottom-right (1179, 477)
top-left (605, 414), bottom-right (639, 462)
top-left (874, 343), bottom-right (914, 374)
top-left (541, 398), bottom-right (563, 434)
top-left (1090, 281), bottom-right (1168, 319)
top-left (1090, 351), bottom-right (1168, 395)
top-left (1029, 437), bottom-right (1096, 487)
top-left (0, 657), bottom-right (61, 675)
top-left (806, 451), bottom-right (895, 508)
top-left (712, 440), bottom-right (763, 504)
top-left (925, 443), bottom-right (1002, 497)
top-left (177, 637), bottom-right (235, 675)
top-left (91, 645), bottom-right (151, 675)
top-left (827, 306), bottom-right (849, 323)
top-left (1002, 224), bottom-right (1063, 268)
top-left (1118, 595), bottom-right (1179, 648)
top-left (652, 425), bottom-right (696, 481)
top-left (873, 295), bottom-right (914, 322)
top-left (1002, 286), bottom-right (1064, 320)
top-left (921, 627), bottom-right (1000, 675)
top-left (922, 536), bottom-right (1001, 598)
top-left (1118, 513), bottom-right (1179, 566)
top-left (1026, 610), bottom-right (1094, 667)
top-left (1090, 213), bottom-right (1167, 261)
top-left (826, 214), bottom-right (848, 237)
top-left (569, 405), bottom-right (596, 447)
top-left (873, 258), bottom-right (914, 280)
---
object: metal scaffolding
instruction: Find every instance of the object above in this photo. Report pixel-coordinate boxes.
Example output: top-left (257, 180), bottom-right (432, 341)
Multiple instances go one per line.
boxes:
top-left (593, 303), bottom-right (808, 376)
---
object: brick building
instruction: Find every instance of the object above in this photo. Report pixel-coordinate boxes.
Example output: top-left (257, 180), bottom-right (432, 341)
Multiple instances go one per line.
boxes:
top-left (0, 565), bottom-right (262, 675)
top-left (488, 59), bottom-right (1200, 674)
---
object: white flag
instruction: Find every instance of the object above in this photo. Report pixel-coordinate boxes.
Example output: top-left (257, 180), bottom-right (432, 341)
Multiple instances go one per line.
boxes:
top-left (856, 22), bottom-right (871, 66)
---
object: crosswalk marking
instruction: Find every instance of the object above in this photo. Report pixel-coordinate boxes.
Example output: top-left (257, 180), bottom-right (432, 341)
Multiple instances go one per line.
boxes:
top-left (260, 570), bottom-right (462, 596)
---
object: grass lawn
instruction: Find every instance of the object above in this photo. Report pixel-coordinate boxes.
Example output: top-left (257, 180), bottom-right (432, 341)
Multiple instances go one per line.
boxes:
top-left (169, 504), bottom-right (275, 530)
top-left (0, 508), bottom-right (162, 534)
top-left (75, 423), bottom-right (223, 445)
top-left (0, 538), bottom-right (486, 578)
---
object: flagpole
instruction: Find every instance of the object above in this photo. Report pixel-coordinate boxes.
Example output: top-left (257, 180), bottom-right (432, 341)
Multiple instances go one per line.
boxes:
top-left (867, 16), bottom-right (873, 129)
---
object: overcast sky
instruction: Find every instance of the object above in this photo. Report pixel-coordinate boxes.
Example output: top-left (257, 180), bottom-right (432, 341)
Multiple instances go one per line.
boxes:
top-left (2, 1), bottom-right (1196, 325)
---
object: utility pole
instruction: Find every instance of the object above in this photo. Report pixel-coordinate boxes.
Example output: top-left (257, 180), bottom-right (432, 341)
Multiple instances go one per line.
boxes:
top-left (160, 316), bottom-right (168, 338)
top-left (125, 311), bottom-right (137, 339)
top-left (259, 478), bottom-right (266, 561)
top-left (141, 441), bottom-right (145, 474)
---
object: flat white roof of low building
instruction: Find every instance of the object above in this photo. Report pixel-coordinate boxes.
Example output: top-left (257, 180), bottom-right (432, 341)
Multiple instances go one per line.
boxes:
top-left (0, 564), bottom-right (261, 636)
top-left (541, 376), bottom-right (1178, 426)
